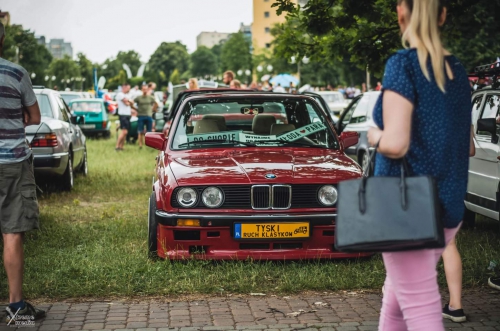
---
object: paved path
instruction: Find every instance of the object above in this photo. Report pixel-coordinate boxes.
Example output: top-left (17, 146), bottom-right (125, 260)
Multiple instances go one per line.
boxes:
top-left (0, 289), bottom-right (498, 331)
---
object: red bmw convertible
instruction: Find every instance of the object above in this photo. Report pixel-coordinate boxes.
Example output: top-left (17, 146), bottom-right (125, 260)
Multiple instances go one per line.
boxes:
top-left (146, 92), bottom-right (369, 260)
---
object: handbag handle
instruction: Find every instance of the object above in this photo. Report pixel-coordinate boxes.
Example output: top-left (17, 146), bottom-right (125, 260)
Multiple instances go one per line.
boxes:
top-left (358, 142), bottom-right (409, 214)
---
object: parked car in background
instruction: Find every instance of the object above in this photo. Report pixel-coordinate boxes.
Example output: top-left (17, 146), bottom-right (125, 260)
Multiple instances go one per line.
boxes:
top-left (69, 99), bottom-right (111, 138)
top-left (146, 91), bottom-right (368, 260)
top-left (336, 91), bottom-right (380, 174)
top-left (27, 87), bottom-right (88, 191)
top-left (464, 62), bottom-right (500, 228)
top-left (317, 91), bottom-right (349, 115)
top-left (58, 91), bottom-right (86, 105)
top-left (301, 91), bottom-right (339, 124)
top-left (82, 92), bottom-right (94, 99)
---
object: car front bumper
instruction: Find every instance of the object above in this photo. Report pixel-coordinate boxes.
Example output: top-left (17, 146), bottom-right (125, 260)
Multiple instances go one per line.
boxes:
top-left (33, 152), bottom-right (68, 176)
top-left (155, 211), bottom-right (372, 260)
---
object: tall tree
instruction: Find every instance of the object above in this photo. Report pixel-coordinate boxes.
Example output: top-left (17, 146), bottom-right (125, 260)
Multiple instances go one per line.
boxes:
top-left (47, 55), bottom-right (81, 89)
top-left (149, 41), bottom-right (189, 86)
top-left (75, 53), bottom-right (93, 90)
top-left (220, 32), bottom-right (252, 74)
top-left (271, 0), bottom-right (500, 75)
top-left (2, 24), bottom-right (53, 85)
top-left (211, 44), bottom-right (223, 76)
top-left (190, 46), bottom-right (218, 78)
top-left (115, 50), bottom-right (142, 78)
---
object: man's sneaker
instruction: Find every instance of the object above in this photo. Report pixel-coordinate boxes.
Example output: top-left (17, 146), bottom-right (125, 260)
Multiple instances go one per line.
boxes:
top-left (442, 303), bottom-right (466, 323)
top-left (489, 276), bottom-right (500, 290)
top-left (5, 301), bottom-right (46, 324)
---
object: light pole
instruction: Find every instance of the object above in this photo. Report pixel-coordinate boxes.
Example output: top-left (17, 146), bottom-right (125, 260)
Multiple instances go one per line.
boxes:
top-left (290, 56), bottom-right (309, 88)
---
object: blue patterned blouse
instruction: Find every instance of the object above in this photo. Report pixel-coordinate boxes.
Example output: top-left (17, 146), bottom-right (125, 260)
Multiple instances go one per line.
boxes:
top-left (373, 49), bottom-right (471, 228)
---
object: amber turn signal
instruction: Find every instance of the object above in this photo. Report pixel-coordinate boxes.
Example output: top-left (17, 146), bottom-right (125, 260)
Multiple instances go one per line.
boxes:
top-left (177, 219), bottom-right (200, 227)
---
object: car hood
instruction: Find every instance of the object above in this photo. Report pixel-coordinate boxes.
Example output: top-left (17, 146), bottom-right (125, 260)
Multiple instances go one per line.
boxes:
top-left (169, 149), bottom-right (362, 186)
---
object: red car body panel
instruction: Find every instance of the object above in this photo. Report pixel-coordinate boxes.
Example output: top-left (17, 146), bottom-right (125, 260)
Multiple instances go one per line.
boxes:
top-left (149, 93), bottom-right (369, 260)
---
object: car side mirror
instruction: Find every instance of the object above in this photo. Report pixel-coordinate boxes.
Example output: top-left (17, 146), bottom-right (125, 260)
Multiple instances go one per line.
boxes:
top-left (477, 118), bottom-right (499, 144)
top-left (71, 115), bottom-right (85, 125)
top-left (340, 131), bottom-right (359, 149)
top-left (145, 132), bottom-right (167, 150)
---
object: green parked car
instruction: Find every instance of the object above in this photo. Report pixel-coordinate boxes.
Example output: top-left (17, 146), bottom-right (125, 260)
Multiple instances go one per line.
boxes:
top-left (69, 99), bottom-right (111, 138)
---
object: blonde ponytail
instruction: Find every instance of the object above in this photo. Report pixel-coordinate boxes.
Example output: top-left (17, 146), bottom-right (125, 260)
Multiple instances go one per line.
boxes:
top-left (401, 0), bottom-right (452, 92)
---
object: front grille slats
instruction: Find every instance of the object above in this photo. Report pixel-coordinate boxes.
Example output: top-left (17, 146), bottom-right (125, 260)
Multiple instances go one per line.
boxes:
top-left (171, 184), bottom-right (334, 209)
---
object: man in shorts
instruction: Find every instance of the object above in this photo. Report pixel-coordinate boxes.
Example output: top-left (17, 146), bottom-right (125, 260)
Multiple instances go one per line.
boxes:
top-left (133, 84), bottom-right (158, 149)
top-left (115, 83), bottom-right (133, 151)
top-left (0, 22), bottom-right (46, 322)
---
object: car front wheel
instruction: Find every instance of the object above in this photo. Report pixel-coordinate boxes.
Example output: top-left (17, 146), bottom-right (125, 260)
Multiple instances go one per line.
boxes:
top-left (148, 192), bottom-right (158, 258)
top-left (78, 146), bottom-right (88, 176)
top-left (61, 155), bottom-right (74, 191)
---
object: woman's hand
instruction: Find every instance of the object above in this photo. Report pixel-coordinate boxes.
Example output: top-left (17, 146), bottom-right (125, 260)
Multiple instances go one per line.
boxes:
top-left (368, 127), bottom-right (383, 147)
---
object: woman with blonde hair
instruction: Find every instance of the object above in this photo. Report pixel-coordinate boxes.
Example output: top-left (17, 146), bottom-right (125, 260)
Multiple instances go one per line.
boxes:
top-left (188, 78), bottom-right (199, 90)
top-left (230, 79), bottom-right (241, 89)
top-left (367, 0), bottom-right (474, 329)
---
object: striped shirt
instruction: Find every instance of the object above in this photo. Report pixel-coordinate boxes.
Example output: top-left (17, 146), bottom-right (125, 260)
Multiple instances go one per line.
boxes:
top-left (0, 58), bottom-right (36, 164)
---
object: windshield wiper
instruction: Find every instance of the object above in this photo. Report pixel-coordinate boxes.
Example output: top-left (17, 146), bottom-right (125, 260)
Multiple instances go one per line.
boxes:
top-left (251, 140), bottom-right (324, 148)
top-left (178, 139), bottom-right (256, 148)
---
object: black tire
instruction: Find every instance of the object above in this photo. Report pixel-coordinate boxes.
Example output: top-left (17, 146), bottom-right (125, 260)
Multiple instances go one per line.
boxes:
top-left (360, 150), bottom-right (373, 176)
top-left (78, 146), bottom-right (88, 176)
top-left (103, 131), bottom-right (111, 139)
top-left (61, 154), bottom-right (74, 191)
top-left (148, 192), bottom-right (158, 258)
top-left (462, 206), bottom-right (476, 230)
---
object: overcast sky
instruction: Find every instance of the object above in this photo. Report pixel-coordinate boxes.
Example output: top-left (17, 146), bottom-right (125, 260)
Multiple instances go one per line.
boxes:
top-left (2, 0), bottom-right (253, 63)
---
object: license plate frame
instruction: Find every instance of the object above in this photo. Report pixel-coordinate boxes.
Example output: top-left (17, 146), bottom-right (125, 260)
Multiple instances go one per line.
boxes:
top-left (233, 222), bottom-right (310, 240)
top-left (80, 124), bottom-right (95, 129)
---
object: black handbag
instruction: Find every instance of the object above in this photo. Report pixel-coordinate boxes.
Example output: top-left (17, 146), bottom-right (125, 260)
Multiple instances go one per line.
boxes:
top-left (335, 148), bottom-right (445, 252)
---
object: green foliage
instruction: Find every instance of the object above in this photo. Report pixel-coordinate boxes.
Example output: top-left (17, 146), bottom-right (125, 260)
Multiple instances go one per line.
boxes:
top-left (75, 53), bottom-right (93, 90)
top-left (106, 70), bottom-right (127, 90)
top-left (129, 76), bottom-right (146, 87)
top-left (115, 50), bottom-right (142, 78)
top-left (170, 68), bottom-right (180, 85)
top-left (47, 55), bottom-right (81, 89)
top-left (221, 32), bottom-right (252, 73)
top-left (190, 46), bottom-right (218, 78)
top-left (149, 41), bottom-right (189, 86)
top-left (272, 0), bottom-right (500, 75)
top-left (211, 44), bottom-right (223, 75)
top-left (2, 24), bottom-right (53, 85)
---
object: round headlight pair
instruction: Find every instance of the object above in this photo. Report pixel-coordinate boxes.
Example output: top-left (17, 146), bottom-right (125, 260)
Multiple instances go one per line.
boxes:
top-left (318, 185), bottom-right (338, 206)
top-left (177, 187), bottom-right (224, 208)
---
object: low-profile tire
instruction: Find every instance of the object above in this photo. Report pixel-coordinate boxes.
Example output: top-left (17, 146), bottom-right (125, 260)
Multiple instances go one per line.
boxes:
top-left (148, 192), bottom-right (159, 259)
top-left (61, 154), bottom-right (74, 191)
top-left (360, 150), bottom-right (373, 176)
top-left (462, 206), bottom-right (476, 230)
top-left (78, 146), bottom-right (88, 176)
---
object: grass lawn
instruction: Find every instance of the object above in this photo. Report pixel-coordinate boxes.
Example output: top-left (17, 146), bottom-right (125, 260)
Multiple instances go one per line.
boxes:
top-left (1, 121), bottom-right (499, 300)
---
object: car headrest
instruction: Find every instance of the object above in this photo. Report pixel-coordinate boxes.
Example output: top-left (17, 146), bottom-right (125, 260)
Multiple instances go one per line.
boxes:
top-left (202, 115), bottom-right (227, 131)
top-left (193, 120), bottom-right (220, 134)
top-left (252, 115), bottom-right (276, 135)
top-left (270, 124), bottom-right (296, 136)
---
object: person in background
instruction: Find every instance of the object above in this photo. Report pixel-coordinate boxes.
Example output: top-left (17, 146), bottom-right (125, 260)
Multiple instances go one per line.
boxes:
top-left (367, 0), bottom-right (473, 329)
top-left (223, 71), bottom-right (235, 85)
top-left (0, 22), bottom-right (46, 322)
top-left (132, 84), bottom-right (158, 149)
top-left (375, 81), bottom-right (383, 91)
top-left (362, 82), bottom-right (368, 93)
top-left (148, 82), bottom-right (158, 132)
top-left (250, 81), bottom-right (258, 90)
top-left (273, 83), bottom-right (285, 93)
top-left (115, 83), bottom-right (133, 151)
top-left (288, 82), bottom-right (296, 93)
top-left (230, 79), bottom-right (241, 89)
top-left (188, 78), bottom-right (199, 90)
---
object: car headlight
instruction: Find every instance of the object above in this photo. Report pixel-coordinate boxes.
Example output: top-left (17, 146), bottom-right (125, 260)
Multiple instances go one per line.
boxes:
top-left (318, 185), bottom-right (338, 206)
top-left (202, 187), bottom-right (224, 208)
top-left (177, 188), bottom-right (198, 208)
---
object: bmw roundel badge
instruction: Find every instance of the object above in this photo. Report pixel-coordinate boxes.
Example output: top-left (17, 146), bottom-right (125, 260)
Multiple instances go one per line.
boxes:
top-left (265, 174), bottom-right (277, 179)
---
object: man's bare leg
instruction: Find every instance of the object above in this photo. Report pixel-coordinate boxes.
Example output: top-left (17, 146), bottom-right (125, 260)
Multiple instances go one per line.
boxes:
top-left (3, 233), bottom-right (24, 303)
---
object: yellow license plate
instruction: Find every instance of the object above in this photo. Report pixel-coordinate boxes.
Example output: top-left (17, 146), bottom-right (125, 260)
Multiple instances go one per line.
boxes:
top-left (234, 222), bottom-right (309, 239)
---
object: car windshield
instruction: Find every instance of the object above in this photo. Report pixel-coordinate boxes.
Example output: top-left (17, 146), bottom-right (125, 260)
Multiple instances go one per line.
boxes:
top-left (36, 94), bottom-right (53, 118)
top-left (321, 93), bottom-right (343, 103)
top-left (70, 102), bottom-right (102, 113)
top-left (171, 96), bottom-right (339, 150)
top-left (60, 93), bottom-right (81, 105)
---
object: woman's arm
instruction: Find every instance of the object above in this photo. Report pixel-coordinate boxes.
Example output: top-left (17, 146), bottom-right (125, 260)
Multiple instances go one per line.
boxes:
top-left (367, 91), bottom-right (414, 159)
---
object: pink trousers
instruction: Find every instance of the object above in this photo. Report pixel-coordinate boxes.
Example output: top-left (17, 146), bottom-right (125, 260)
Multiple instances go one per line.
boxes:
top-left (379, 224), bottom-right (461, 331)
